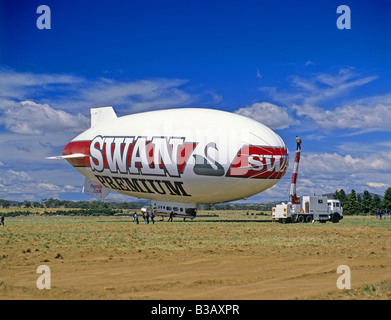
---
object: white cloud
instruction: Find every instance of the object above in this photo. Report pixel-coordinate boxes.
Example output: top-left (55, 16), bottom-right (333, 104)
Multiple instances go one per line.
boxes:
top-left (281, 152), bottom-right (391, 197)
top-left (290, 68), bottom-right (378, 106)
top-left (0, 167), bottom-right (82, 201)
top-left (234, 102), bottom-right (300, 130)
top-left (293, 94), bottom-right (391, 130)
top-left (0, 69), bottom-right (208, 130)
top-left (300, 152), bottom-right (391, 175)
top-left (0, 68), bottom-right (83, 100)
top-left (367, 182), bottom-right (389, 188)
top-left (75, 78), bottom-right (197, 113)
top-left (63, 185), bottom-right (80, 192)
top-left (0, 169), bottom-right (33, 184)
top-left (0, 69), bottom-right (90, 135)
top-left (0, 100), bottom-right (89, 135)
top-left (259, 68), bottom-right (386, 132)
top-left (37, 183), bottom-right (63, 192)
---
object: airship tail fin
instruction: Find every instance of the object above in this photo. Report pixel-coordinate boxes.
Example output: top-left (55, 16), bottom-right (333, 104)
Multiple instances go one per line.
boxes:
top-left (90, 106), bottom-right (117, 127)
top-left (82, 177), bottom-right (110, 201)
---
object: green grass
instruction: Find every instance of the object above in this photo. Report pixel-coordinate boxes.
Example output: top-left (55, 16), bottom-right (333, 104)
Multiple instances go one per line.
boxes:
top-left (361, 281), bottom-right (391, 299)
top-left (1, 214), bottom-right (390, 254)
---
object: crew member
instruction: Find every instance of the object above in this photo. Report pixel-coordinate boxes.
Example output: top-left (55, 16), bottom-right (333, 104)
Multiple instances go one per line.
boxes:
top-left (142, 211), bottom-right (147, 223)
top-left (168, 211), bottom-right (174, 222)
top-left (133, 212), bottom-right (139, 224)
top-left (296, 136), bottom-right (302, 151)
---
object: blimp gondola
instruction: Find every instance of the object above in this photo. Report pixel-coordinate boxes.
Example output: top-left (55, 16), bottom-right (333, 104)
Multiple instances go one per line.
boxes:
top-left (48, 107), bottom-right (288, 219)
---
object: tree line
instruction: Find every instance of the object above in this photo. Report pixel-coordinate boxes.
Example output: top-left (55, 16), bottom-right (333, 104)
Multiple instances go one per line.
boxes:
top-left (2, 187), bottom-right (391, 216)
top-left (333, 187), bottom-right (391, 215)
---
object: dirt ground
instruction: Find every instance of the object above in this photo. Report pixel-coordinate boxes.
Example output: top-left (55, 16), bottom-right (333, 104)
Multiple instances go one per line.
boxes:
top-left (1, 214), bottom-right (391, 300)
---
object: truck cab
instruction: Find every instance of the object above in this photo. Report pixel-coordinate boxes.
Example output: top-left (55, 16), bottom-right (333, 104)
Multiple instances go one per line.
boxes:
top-left (327, 199), bottom-right (343, 222)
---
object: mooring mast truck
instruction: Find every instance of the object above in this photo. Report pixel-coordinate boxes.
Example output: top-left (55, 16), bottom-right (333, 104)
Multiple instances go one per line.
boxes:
top-left (272, 149), bottom-right (343, 223)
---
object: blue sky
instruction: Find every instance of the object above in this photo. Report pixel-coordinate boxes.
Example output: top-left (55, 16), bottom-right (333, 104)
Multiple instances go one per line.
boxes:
top-left (0, 0), bottom-right (390, 202)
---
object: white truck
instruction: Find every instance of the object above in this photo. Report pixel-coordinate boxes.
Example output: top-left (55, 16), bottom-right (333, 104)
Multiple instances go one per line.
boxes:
top-left (272, 196), bottom-right (343, 223)
top-left (272, 148), bottom-right (343, 223)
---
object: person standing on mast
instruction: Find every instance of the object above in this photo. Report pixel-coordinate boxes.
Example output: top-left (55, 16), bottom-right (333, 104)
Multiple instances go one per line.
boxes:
top-left (296, 136), bottom-right (302, 151)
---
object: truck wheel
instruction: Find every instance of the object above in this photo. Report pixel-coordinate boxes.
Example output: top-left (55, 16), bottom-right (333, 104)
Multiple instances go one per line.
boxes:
top-left (298, 215), bottom-right (305, 223)
top-left (332, 213), bottom-right (340, 223)
top-left (305, 215), bottom-right (313, 223)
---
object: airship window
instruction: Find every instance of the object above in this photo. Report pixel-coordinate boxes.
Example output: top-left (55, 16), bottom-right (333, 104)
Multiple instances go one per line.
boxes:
top-left (166, 206), bottom-right (171, 210)
top-left (180, 208), bottom-right (183, 212)
top-left (173, 207), bottom-right (178, 211)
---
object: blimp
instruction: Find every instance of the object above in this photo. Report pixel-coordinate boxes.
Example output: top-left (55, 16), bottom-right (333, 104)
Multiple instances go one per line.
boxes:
top-left (49, 107), bottom-right (288, 219)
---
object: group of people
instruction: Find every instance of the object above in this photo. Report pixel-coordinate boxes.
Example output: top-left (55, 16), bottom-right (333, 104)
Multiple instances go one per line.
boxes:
top-left (375, 208), bottom-right (389, 220)
top-left (132, 210), bottom-right (177, 224)
top-left (133, 211), bottom-right (155, 224)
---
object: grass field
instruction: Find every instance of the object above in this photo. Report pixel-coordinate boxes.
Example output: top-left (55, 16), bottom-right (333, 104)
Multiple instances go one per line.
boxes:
top-left (1, 212), bottom-right (391, 299)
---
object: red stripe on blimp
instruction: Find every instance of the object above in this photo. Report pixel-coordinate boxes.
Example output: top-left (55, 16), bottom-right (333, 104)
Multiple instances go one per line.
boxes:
top-left (61, 140), bottom-right (196, 171)
top-left (62, 141), bottom-right (91, 167)
top-left (226, 146), bottom-right (288, 179)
